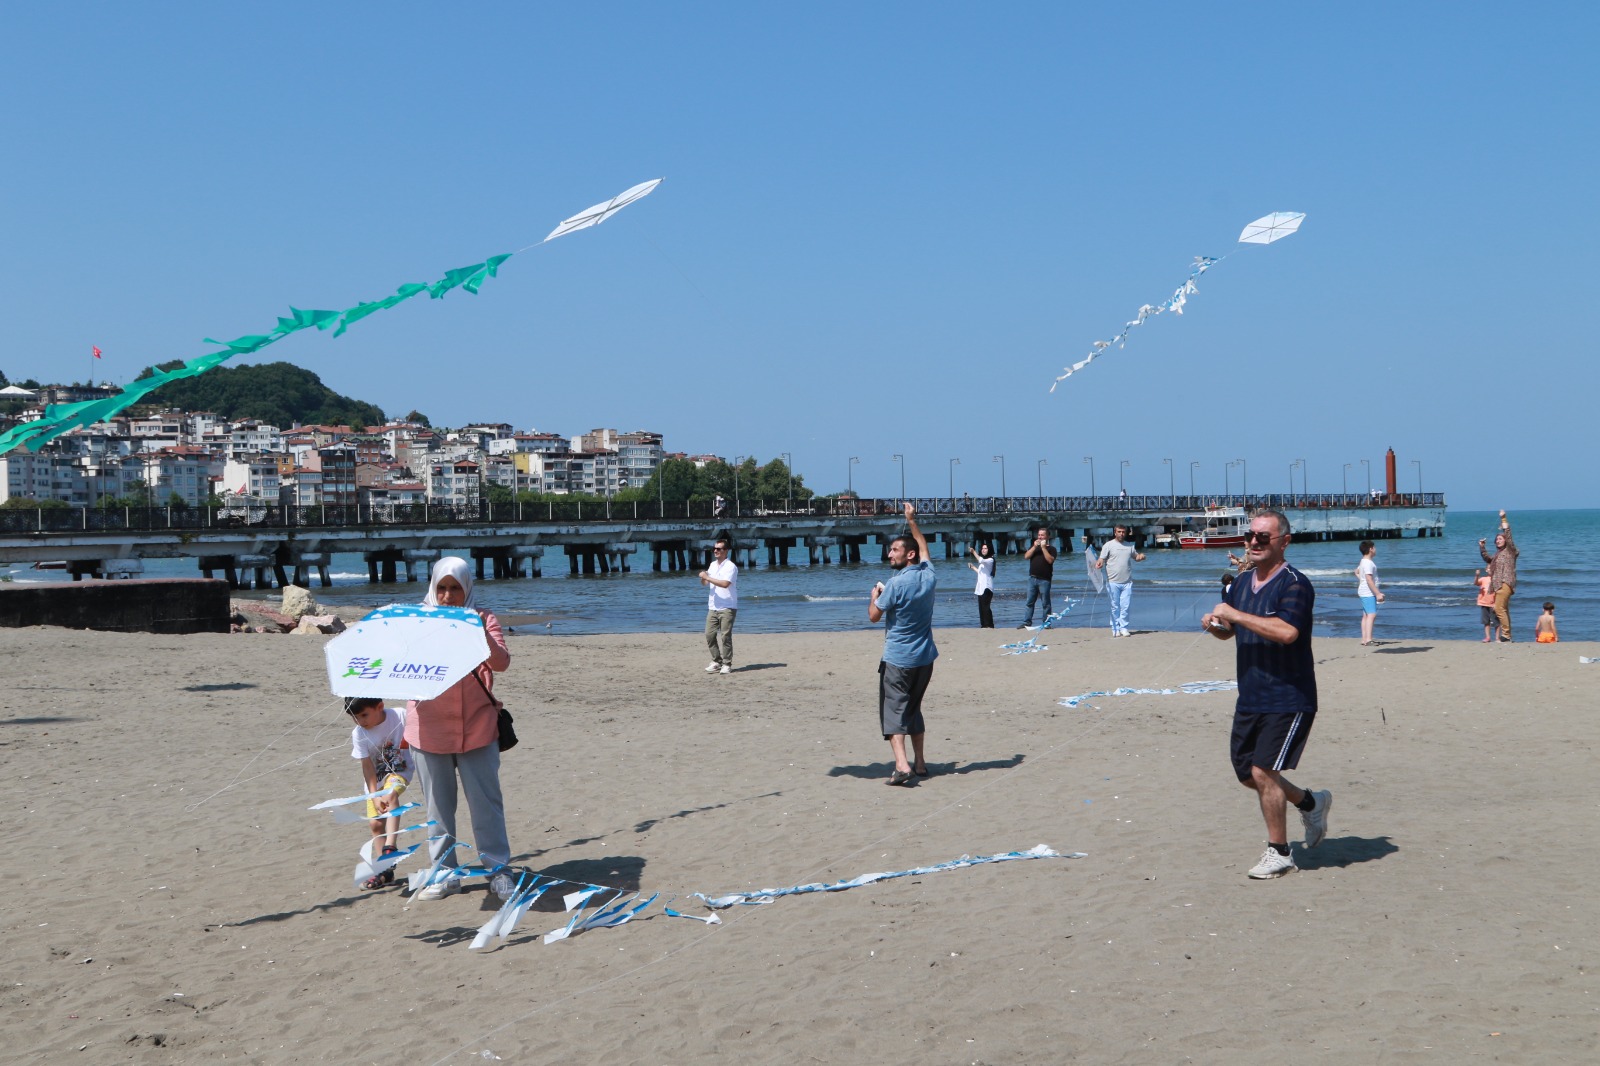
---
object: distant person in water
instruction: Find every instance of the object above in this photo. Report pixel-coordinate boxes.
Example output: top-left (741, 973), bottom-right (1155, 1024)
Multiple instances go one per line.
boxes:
top-left (1478, 510), bottom-right (1518, 641)
top-left (1474, 569), bottom-right (1498, 642)
top-left (1535, 602), bottom-right (1559, 643)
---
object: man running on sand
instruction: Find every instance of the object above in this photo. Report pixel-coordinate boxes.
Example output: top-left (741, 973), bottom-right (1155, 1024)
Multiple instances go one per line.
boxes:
top-left (1202, 508), bottom-right (1331, 879)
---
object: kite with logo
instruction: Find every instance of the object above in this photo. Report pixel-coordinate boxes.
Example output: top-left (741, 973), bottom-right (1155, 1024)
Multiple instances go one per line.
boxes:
top-left (1050, 212), bottom-right (1305, 390)
top-left (0, 180), bottom-right (663, 456)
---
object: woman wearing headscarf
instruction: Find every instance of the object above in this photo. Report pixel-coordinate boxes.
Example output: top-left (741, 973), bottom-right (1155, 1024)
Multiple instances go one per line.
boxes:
top-left (405, 557), bottom-right (514, 900)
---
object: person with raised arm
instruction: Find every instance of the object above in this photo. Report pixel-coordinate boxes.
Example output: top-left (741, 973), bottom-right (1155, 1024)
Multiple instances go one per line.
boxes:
top-left (869, 502), bottom-right (938, 786)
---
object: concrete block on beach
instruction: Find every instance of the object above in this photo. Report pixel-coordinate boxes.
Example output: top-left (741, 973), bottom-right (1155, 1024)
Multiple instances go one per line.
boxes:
top-left (0, 578), bottom-right (230, 634)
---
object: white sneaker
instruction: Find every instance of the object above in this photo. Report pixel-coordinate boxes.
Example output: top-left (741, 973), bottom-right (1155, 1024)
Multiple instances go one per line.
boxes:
top-left (719, 665), bottom-right (731, 674)
top-left (1300, 789), bottom-right (1332, 848)
top-left (489, 870), bottom-right (517, 901)
top-left (705, 662), bottom-right (721, 673)
top-left (415, 878), bottom-right (459, 900)
top-left (1247, 847), bottom-right (1296, 879)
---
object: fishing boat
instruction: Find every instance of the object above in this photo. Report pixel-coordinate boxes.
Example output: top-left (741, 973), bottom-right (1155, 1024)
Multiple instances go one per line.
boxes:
top-left (1178, 506), bottom-right (1249, 549)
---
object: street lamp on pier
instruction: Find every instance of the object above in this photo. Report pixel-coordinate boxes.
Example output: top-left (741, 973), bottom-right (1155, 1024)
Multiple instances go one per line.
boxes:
top-left (1297, 458), bottom-right (1307, 497)
top-left (1289, 459), bottom-right (1301, 498)
top-left (781, 452), bottom-right (793, 511)
top-left (891, 454), bottom-right (905, 501)
top-left (1225, 460), bottom-right (1236, 497)
top-left (1411, 459), bottom-right (1422, 495)
top-left (1361, 458), bottom-right (1371, 497)
top-left (848, 456), bottom-right (859, 496)
top-left (1343, 462), bottom-right (1351, 497)
top-left (1083, 456), bottom-right (1095, 497)
top-left (949, 457), bottom-right (960, 502)
top-left (1189, 461), bottom-right (1199, 500)
top-left (1119, 459), bottom-right (1130, 494)
top-left (734, 455), bottom-right (747, 517)
top-left (1037, 458), bottom-right (1047, 498)
top-left (992, 455), bottom-right (1006, 500)
top-left (1163, 458), bottom-right (1174, 498)
top-left (1236, 458), bottom-right (1248, 499)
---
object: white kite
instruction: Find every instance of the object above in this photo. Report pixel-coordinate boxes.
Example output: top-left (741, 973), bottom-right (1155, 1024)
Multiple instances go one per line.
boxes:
top-left (544, 178), bottom-right (663, 242)
top-left (1051, 211), bottom-right (1306, 389)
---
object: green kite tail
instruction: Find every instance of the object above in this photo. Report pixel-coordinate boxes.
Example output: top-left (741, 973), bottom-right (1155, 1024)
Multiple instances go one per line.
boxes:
top-left (0, 254), bottom-right (514, 456)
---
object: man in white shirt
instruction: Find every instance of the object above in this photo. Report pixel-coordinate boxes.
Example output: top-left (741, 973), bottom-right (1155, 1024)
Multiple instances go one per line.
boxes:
top-left (699, 538), bottom-right (738, 674)
top-left (1095, 524), bottom-right (1146, 637)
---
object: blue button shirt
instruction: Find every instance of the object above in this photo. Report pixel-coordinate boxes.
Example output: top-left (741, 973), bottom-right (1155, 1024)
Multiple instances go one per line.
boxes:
top-left (879, 559), bottom-right (938, 668)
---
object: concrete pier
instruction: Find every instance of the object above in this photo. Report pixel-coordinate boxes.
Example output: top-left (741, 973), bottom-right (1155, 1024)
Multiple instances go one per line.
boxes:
top-left (0, 495), bottom-right (1450, 588)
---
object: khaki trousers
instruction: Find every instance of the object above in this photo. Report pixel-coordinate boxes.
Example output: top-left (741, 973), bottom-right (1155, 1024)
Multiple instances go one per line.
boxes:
top-left (1493, 584), bottom-right (1514, 641)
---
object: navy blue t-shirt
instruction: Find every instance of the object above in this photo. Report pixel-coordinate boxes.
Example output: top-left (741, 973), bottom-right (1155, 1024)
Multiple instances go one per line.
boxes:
top-left (1225, 563), bottom-right (1317, 715)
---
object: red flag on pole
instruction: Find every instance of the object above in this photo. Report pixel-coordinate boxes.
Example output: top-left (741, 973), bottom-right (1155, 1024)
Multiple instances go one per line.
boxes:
top-left (92, 346), bottom-right (103, 359)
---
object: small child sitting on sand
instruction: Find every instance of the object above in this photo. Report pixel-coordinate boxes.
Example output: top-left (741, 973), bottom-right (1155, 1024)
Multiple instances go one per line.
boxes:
top-left (1535, 602), bottom-right (1559, 644)
top-left (346, 697), bottom-right (412, 889)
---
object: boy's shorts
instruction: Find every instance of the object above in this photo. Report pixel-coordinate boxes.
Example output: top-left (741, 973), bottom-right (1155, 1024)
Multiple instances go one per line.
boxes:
top-left (1479, 606), bottom-right (1496, 626)
top-left (366, 773), bottom-right (408, 818)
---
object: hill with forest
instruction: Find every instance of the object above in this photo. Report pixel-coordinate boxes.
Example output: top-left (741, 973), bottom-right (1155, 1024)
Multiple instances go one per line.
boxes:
top-left (135, 361), bottom-right (385, 428)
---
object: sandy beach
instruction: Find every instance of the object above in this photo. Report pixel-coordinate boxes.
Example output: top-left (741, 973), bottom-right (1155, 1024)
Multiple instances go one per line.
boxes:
top-left (3, 622), bottom-right (1596, 1064)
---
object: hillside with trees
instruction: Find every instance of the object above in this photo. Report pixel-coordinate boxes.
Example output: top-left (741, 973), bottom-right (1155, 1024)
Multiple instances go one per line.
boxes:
top-left (134, 361), bottom-right (385, 428)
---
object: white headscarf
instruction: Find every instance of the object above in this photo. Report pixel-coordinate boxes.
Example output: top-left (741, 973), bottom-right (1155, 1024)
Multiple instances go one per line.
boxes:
top-left (423, 556), bottom-right (478, 609)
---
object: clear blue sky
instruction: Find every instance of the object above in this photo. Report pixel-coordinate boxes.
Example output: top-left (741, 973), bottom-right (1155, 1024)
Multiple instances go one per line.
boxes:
top-left (2, 3), bottom-right (1593, 510)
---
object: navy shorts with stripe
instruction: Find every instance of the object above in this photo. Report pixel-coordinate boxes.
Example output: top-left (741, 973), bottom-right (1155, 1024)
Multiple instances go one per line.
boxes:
top-left (1230, 708), bottom-right (1314, 782)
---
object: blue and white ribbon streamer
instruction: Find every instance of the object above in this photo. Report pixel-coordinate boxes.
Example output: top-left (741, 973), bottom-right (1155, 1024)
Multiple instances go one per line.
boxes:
top-left (1000, 603), bottom-right (1076, 654)
top-left (689, 844), bottom-right (1081, 910)
top-left (1052, 257), bottom-right (1218, 389)
top-left (1059, 679), bottom-right (1236, 708)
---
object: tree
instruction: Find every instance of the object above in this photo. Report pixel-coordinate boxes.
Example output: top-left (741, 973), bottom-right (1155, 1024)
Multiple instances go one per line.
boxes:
top-left (635, 458), bottom-right (702, 503)
top-left (134, 361), bottom-right (385, 428)
top-left (404, 410), bottom-right (431, 428)
top-left (1, 496), bottom-right (71, 511)
top-left (484, 482), bottom-right (513, 506)
top-left (753, 458), bottom-right (811, 503)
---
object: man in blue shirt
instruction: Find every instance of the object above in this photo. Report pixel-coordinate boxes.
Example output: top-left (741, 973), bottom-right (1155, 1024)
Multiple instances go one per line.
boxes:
top-left (1202, 508), bottom-right (1331, 879)
top-left (869, 502), bottom-right (937, 786)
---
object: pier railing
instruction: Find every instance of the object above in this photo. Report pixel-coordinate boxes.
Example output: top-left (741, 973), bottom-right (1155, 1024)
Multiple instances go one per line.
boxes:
top-left (0, 492), bottom-right (1447, 535)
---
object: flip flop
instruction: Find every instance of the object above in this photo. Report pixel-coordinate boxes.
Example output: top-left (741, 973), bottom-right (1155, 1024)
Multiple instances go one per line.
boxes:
top-left (887, 770), bottom-right (914, 786)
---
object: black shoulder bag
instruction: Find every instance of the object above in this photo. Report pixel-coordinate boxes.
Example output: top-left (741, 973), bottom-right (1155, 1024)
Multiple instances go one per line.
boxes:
top-left (471, 670), bottom-right (518, 752)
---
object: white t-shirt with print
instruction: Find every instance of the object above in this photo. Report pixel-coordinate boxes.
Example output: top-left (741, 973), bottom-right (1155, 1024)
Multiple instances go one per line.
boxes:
top-left (351, 706), bottom-right (412, 780)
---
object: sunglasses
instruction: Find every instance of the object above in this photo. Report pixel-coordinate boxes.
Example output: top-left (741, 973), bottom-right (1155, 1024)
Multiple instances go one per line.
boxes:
top-left (1247, 530), bottom-right (1280, 546)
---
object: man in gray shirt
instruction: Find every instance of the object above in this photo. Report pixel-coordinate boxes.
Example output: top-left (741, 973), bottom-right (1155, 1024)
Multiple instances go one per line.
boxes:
top-left (1095, 524), bottom-right (1146, 637)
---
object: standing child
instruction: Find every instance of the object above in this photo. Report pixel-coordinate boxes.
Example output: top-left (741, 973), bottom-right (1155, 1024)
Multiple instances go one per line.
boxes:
top-left (1535, 602), bottom-right (1559, 643)
top-left (1474, 569), bottom-right (1497, 642)
top-left (347, 697), bottom-right (412, 889)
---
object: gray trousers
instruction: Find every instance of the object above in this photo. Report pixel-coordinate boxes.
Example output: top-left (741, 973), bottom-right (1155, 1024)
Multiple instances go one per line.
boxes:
top-left (413, 744), bottom-right (510, 870)
top-left (705, 608), bottom-right (736, 666)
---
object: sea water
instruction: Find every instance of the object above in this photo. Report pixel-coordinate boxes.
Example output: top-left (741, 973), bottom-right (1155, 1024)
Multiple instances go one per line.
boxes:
top-left (5, 509), bottom-right (1594, 643)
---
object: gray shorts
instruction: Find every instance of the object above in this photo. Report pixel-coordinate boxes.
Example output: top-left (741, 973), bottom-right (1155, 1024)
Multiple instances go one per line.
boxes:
top-left (879, 660), bottom-right (933, 738)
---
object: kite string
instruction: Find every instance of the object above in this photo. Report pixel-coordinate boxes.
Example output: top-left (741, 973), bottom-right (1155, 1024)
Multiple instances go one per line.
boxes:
top-left (182, 697), bottom-right (348, 812)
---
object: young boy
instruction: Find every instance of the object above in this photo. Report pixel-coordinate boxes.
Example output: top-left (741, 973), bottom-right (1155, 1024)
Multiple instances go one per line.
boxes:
top-left (1535, 602), bottom-right (1559, 643)
top-left (346, 697), bottom-right (412, 889)
top-left (1474, 569), bottom-right (1498, 643)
